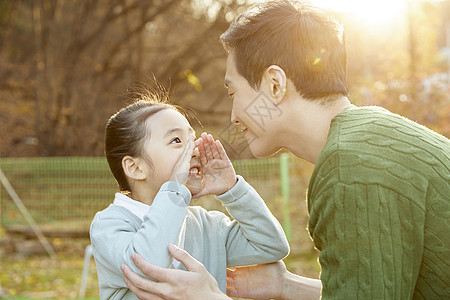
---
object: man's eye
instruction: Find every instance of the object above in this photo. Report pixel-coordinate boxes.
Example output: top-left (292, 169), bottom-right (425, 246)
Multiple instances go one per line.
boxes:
top-left (170, 137), bottom-right (182, 144)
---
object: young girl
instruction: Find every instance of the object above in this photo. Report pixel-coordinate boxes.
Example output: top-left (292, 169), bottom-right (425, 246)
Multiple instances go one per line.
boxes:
top-left (90, 92), bottom-right (289, 299)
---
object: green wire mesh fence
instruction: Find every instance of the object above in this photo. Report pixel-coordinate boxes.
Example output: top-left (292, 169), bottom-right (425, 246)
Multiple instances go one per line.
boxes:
top-left (0, 155), bottom-right (314, 237)
top-left (0, 157), bottom-right (115, 228)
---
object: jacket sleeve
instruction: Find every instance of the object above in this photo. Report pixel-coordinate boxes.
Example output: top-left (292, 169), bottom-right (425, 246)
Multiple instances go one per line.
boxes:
top-left (90, 181), bottom-right (191, 287)
top-left (215, 175), bottom-right (290, 267)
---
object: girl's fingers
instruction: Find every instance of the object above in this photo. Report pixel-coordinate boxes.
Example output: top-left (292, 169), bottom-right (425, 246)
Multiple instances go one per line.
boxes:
top-left (171, 135), bottom-right (194, 182)
top-left (215, 140), bottom-right (230, 161)
top-left (187, 135), bottom-right (195, 155)
top-left (207, 134), bottom-right (221, 159)
top-left (184, 135), bottom-right (195, 163)
top-left (202, 133), bottom-right (214, 161)
top-left (201, 132), bottom-right (208, 144)
top-left (182, 135), bottom-right (195, 168)
top-left (194, 137), bottom-right (202, 148)
top-left (180, 135), bottom-right (194, 161)
top-left (199, 132), bottom-right (231, 163)
top-left (198, 138), bottom-right (208, 166)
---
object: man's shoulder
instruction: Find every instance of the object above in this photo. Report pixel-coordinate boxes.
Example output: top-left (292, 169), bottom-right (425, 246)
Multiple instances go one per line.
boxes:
top-left (311, 105), bottom-right (449, 194)
top-left (326, 105), bottom-right (449, 158)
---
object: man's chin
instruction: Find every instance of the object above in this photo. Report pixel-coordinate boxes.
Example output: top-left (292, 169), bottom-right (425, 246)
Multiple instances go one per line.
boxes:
top-left (249, 143), bottom-right (282, 158)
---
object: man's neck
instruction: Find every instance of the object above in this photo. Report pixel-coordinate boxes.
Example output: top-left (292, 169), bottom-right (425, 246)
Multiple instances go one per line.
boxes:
top-left (280, 95), bottom-right (350, 164)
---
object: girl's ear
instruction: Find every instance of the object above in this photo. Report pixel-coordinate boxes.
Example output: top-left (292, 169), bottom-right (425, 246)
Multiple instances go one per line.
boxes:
top-left (122, 156), bottom-right (146, 181)
top-left (265, 65), bottom-right (287, 106)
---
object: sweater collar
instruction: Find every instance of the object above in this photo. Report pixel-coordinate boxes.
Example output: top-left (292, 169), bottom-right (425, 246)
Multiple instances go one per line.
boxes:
top-left (113, 193), bottom-right (150, 222)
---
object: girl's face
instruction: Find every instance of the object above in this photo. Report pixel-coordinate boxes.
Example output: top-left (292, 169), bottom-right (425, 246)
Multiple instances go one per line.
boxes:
top-left (141, 109), bottom-right (202, 194)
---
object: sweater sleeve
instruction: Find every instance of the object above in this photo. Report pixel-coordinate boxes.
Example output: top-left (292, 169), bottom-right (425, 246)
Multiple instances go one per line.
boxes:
top-left (90, 181), bottom-right (191, 287)
top-left (308, 170), bottom-right (425, 299)
top-left (215, 175), bottom-right (290, 267)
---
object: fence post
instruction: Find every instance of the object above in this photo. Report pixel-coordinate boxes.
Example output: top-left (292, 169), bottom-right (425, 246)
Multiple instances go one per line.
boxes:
top-left (0, 167), bottom-right (57, 259)
top-left (280, 153), bottom-right (292, 241)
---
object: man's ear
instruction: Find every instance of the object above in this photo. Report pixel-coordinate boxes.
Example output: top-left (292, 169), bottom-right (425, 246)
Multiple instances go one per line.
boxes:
top-left (122, 156), bottom-right (146, 181)
top-left (265, 65), bottom-right (287, 106)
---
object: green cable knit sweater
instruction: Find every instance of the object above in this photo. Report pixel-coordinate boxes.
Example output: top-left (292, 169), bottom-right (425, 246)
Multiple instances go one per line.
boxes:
top-left (307, 105), bottom-right (450, 299)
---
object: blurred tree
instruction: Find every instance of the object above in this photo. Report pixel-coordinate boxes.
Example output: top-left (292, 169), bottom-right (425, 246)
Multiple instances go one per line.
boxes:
top-left (0, 0), bottom-right (248, 157)
top-left (31, 0), bottom-right (185, 155)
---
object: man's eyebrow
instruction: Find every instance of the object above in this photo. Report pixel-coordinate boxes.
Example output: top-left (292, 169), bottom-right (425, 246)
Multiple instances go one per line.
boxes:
top-left (164, 127), bottom-right (194, 138)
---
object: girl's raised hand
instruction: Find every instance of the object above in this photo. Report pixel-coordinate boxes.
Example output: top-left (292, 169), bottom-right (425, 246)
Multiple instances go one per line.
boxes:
top-left (192, 132), bottom-right (237, 199)
top-left (170, 134), bottom-right (195, 185)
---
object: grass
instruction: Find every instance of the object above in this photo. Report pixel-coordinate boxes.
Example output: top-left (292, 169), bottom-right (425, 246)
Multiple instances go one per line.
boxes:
top-left (0, 235), bottom-right (99, 299)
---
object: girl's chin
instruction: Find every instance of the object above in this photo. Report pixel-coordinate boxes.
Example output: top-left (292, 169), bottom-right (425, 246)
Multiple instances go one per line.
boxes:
top-left (185, 176), bottom-right (203, 195)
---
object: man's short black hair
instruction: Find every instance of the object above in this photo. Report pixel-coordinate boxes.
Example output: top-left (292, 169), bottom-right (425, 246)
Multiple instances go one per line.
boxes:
top-left (220, 0), bottom-right (348, 100)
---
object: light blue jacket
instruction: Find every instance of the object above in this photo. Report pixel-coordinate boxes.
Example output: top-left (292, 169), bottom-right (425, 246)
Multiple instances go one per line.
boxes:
top-left (90, 175), bottom-right (290, 299)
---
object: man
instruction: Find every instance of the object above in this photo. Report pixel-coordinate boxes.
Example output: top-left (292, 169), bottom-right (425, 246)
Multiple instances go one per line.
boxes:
top-left (121, 0), bottom-right (450, 299)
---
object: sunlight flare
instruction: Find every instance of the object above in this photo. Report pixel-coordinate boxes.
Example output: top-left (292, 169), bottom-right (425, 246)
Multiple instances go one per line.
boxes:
top-left (312, 0), bottom-right (409, 26)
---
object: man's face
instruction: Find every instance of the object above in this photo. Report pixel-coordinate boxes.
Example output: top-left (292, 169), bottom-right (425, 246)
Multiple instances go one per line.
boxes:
top-left (224, 52), bottom-right (283, 158)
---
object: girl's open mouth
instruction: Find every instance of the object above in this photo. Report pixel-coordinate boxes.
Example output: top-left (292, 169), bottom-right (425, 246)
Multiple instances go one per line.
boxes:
top-left (188, 166), bottom-right (202, 179)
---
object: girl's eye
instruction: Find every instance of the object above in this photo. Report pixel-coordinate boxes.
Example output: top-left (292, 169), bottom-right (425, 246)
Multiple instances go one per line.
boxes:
top-left (170, 137), bottom-right (182, 144)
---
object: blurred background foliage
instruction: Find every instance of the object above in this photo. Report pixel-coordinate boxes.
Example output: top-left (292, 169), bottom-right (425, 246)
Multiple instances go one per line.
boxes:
top-left (0, 0), bottom-right (448, 160)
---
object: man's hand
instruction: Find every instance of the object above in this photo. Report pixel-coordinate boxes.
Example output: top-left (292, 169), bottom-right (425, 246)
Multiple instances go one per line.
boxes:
top-left (192, 132), bottom-right (237, 199)
top-left (226, 261), bottom-right (287, 300)
top-left (227, 261), bottom-right (322, 300)
top-left (121, 244), bottom-right (230, 300)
